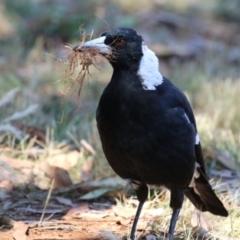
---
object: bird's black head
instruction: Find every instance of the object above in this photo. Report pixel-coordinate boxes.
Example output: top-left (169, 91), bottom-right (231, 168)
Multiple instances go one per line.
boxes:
top-left (76, 28), bottom-right (144, 69)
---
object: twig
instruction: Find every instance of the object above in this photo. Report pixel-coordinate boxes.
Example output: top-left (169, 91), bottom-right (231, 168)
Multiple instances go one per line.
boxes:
top-left (38, 179), bottom-right (55, 227)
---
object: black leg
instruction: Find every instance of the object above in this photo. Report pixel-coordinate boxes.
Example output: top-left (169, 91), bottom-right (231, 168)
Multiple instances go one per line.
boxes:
top-left (130, 201), bottom-right (144, 240)
top-left (130, 182), bottom-right (148, 240)
top-left (166, 187), bottom-right (184, 240)
top-left (167, 208), bottom-right (181, 240)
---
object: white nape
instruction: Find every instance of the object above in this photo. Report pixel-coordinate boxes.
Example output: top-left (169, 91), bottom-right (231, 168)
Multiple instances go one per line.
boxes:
top-left (138, 43), bottom-right (163, 90)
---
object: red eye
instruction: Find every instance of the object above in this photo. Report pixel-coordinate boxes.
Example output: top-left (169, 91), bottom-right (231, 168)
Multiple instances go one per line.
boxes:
top-left (113, 38), bottom-right (125, 46)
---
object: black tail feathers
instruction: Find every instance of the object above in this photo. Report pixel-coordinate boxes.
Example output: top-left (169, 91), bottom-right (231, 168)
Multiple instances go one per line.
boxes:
top-left (185, 168), bottom-right (228, 217)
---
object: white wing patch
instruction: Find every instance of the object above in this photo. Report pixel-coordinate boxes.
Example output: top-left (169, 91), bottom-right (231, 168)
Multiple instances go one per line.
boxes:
top-left (189, 162), bottom-right (200, 195)
top-left (137, 43), bottom-right (163, 90)
top-left (195, 134), bottom-right (200, 145)
top-left (184, 113), bottom-right (190, 123)
top-left (183, 113), bottom-right (200, 145)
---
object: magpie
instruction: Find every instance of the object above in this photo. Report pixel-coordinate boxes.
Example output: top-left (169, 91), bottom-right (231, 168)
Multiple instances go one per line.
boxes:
top-left (74, 28), bottom-right (228, 240)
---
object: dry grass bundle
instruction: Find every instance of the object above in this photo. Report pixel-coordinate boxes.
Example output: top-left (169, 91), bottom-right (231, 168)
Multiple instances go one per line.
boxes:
top-left (63, 31), bottom-right (112, 99)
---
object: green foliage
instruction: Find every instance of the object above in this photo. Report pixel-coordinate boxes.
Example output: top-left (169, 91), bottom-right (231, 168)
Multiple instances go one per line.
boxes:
top-left (4, 0), bottom-right (99, 45)
top-left (212, 0), bottom-right (240, 22)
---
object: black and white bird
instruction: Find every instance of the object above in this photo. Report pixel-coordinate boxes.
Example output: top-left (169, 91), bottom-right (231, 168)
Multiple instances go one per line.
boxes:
top-left (74, 28), bottom-right (228, 240)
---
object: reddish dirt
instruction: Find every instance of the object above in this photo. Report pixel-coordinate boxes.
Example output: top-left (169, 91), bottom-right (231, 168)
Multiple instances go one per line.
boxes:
top-left (0, 202), bottom-right (166, 240)
top-left (0, 215), bottom-right (162, 240)
top-left (0, 217), bottom-right (127, 240)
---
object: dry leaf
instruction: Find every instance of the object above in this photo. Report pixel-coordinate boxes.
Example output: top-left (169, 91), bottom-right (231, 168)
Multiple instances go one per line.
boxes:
top-left (76, 210), bottom-right (111, 219)
top-left (0, 217), bottom-right (16, 226)
top-left (143, 208), bottom-right (164, 217)
top-left (10, 120), bottom-right (45, 143)
top-left (112, 206), bottom-right (136, 219)
top-left (79, 188), bottom-right (112, 200)
top-left (12, 221), bottom-right (28, 240)
top-left (50, 168), bottom-right (72, 188)
top-left (37, 162), bottom-right (72, 188)
top-left (55, 196), bottom-right (74, 207)
top-left (47, 150), bottom-right (80, 170)
top-left (1, 155), bottom-right (34, 169)
top-left (65, 203), bottom-right (89, 216)
top-left (81, 177), bottom-right (128, 189)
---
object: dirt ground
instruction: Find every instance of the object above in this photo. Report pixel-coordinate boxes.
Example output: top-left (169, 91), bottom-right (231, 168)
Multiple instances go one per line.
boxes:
top-left (0, 217), bottom-right (129, 240)
top-left (0, 200), bottom-right (169, 240)
top-left (0, 180), bottom-right (171, 240)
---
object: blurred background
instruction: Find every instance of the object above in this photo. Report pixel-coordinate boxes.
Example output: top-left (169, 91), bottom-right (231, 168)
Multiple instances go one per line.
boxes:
top-left (0, 0), bottom-right (240, 238)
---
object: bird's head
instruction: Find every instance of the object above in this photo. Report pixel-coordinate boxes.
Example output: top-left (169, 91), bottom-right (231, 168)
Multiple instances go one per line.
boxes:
top-left (74, 28), bottom-right (144, 70)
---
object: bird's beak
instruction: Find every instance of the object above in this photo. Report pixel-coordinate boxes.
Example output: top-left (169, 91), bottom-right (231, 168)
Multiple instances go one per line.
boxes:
top-left (73, 36), bottom-right (112, 55)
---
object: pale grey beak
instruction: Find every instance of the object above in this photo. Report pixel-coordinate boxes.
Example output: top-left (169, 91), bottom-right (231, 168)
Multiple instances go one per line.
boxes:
top-left (73, 36), bottom-right (112, 54)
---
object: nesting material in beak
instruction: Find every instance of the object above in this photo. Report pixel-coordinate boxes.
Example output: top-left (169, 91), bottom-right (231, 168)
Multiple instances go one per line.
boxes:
top-left (63, 35), bottom-right (112, 99)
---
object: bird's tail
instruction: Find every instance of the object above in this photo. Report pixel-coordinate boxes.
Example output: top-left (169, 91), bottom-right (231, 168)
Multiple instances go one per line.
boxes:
top-left (185, 167), bottom-right (228, 217)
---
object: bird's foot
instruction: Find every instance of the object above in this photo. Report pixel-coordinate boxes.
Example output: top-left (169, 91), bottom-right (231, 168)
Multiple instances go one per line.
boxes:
top-left (166, 233), bottom-right (174, 240)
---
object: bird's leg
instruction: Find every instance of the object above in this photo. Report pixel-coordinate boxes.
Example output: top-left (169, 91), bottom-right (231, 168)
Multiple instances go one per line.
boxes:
top-left (130, 201), bottom-right (144, 240)
top-left (130, 181), bottom-right (148, 240)
top-left (167, 208), bottom-right (181, 240)
top-left (166, 187), bottom-right (184, 240)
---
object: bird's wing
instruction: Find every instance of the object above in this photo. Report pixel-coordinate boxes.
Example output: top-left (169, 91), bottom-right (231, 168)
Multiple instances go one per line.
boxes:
top-left (160, 77), bottom-right (206, 173)
top-left (161, 78), bottom-right (228, 216)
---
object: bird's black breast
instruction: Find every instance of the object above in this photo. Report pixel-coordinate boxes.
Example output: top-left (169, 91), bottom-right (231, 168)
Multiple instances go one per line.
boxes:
top-left (96, 75), bottom-right (196, 187)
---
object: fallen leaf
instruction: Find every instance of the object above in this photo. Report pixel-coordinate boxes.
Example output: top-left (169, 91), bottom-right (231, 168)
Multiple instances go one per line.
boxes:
top-left (12, 221), bottom-right (28, 240)
top-left (0, 155), bottom-right (34, 169)
top-left (81, 177), bottom-right (128, 189)
top-left (47, 150), bottom-right (80, 170)
top-left (77, 210), bottom-right (111, 219)
top-left (143, 208), bottom-right (164, 217)
top-left (11, 120), bottom-right (45, 143)
top-left (38, 163), bottom-right (72, 188)
top-left (0, 217), bottom-right (16, 226)
top-left (65, 203), bottom-right (89, 216)
top-left (112, 206), bottom-right (136, 219)
top-left (79, 188), bottom-right (112, 200)
top-left (55, 196), bottom-right (74, 207)
top-left (90, 202), bottom-right (112, 210)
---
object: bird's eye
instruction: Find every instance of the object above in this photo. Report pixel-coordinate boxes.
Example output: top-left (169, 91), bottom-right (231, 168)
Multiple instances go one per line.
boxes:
top-left (112, 38), bottom-right (125, 46)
